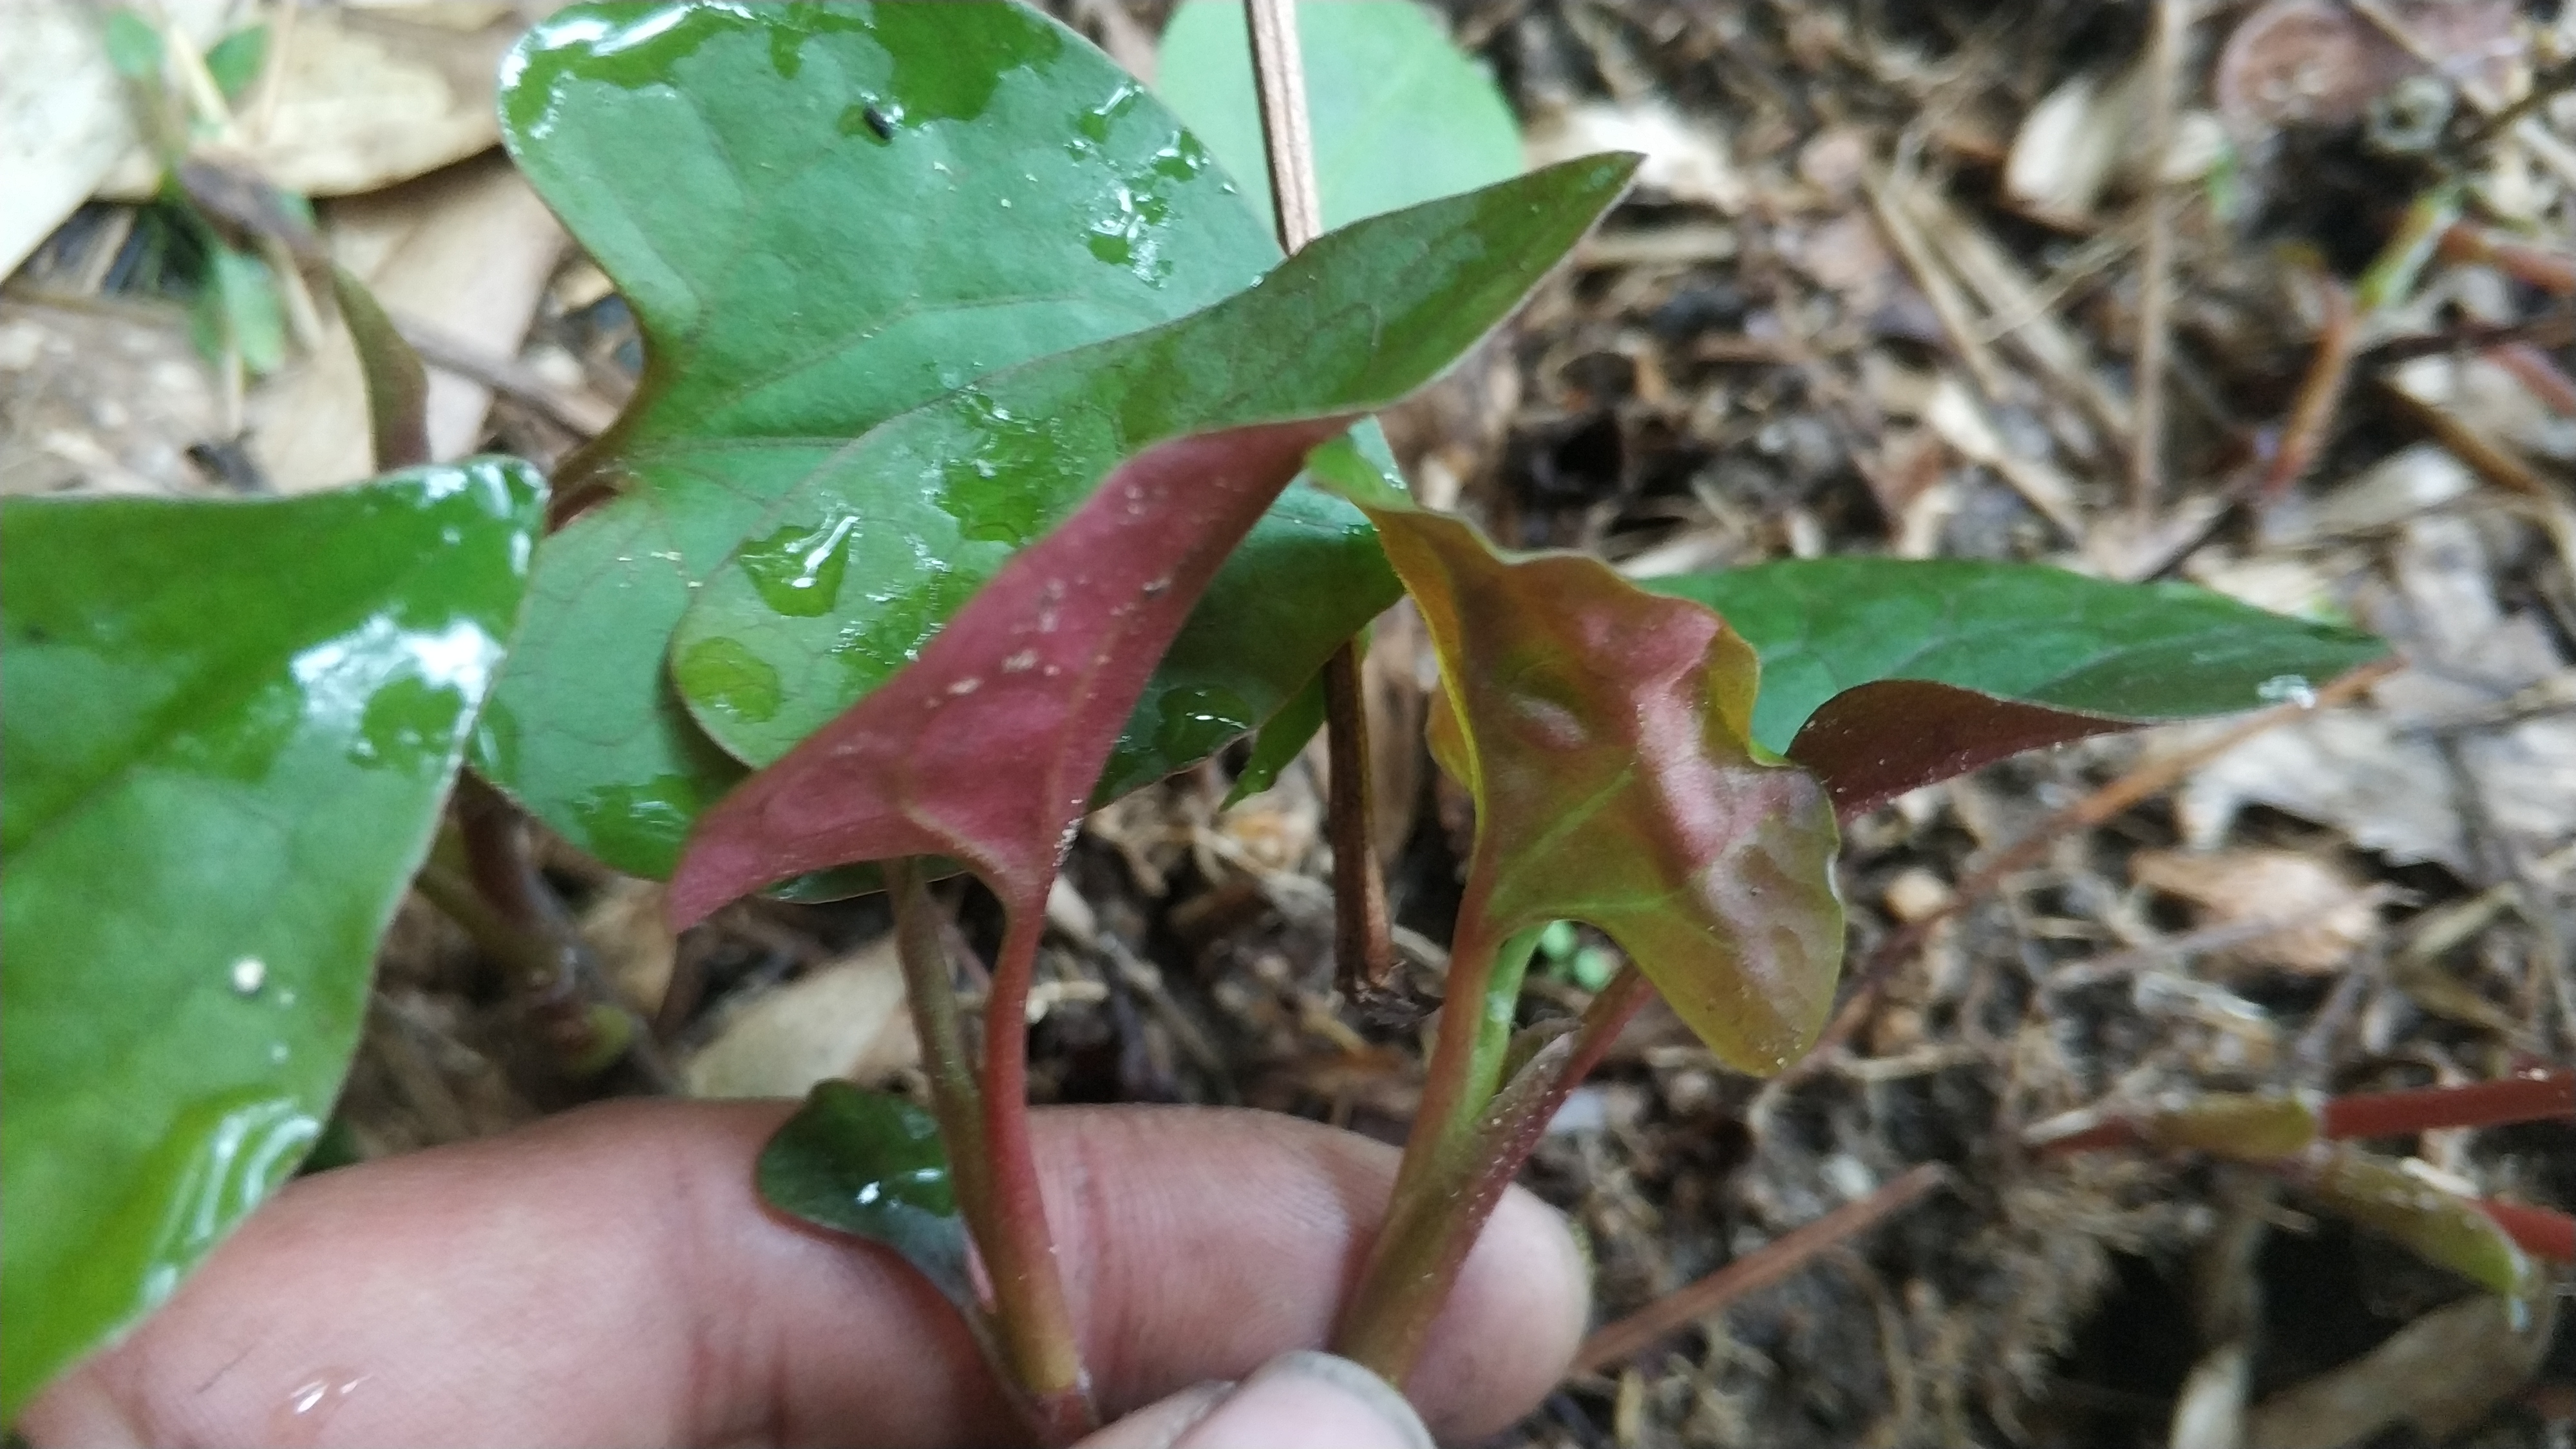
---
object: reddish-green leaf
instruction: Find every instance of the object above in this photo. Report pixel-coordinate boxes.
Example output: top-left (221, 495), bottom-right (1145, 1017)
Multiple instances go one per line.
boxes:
top-left (1319, 460), bottom-right (1844, 1073)
top-left (1648, 559), bottom-right (2391, 818)
top-left (665, 158), bottom-right (1637, 930)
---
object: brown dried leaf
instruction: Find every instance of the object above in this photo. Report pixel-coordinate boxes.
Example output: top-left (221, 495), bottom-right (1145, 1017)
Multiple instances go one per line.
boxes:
top-left (680, 938), bottom-right (917, 1100)
top-left (2130, 848), bottom-right (2380, 974)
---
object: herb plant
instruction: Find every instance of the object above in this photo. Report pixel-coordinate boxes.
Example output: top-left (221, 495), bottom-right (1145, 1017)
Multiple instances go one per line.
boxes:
top-left (1, 1), bottom-right (2410, 1438)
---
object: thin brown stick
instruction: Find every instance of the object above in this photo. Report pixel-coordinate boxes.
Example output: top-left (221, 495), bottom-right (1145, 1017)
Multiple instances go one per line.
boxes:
top-left (2128, 0), bottom-right (2187, 517)
top-left (1245, 0), bottom-right (1324, 251)
top-left (1573, 1163), bottom-right (1949, 1374)
top-left (1243, 0), bottom-right (1394, 994)
top-left (1807, 656), bottom-right (2402, 1060)
top-left (2257, 275), bottom-right (2357, 504)
top-left (1323, 646), bottom-right (1398, 994)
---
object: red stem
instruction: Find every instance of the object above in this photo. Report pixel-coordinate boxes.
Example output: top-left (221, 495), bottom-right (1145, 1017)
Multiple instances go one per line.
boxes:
top-left (2318, 1071), bottom-right (2573, 1140)
top-left (2476, 1198), bottom-right (2576, 1262)
top-left (1336, 963), bottom-right (1654, 1382)
top-left (976, 908), bottom-right (1095, 1443)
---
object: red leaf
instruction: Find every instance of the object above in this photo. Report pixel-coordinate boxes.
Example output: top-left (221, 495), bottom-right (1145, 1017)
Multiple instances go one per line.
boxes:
top-left (1786, 679), bottom-right (2131, 821)
top-left (667, 419), bottom-right (1351, 929)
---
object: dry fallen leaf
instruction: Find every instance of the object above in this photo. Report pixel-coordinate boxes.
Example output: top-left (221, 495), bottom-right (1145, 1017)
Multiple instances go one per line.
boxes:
top-left (96, 7), bottom-right (518, 201)
top-left (249, 152), bottom-right (564, 490)
top-left (681, 938), bottom-right (918, 1101)
top-left (1525, 99), bottom-right (1747, 213)
top-left (0, 0), bottom-right (233, 277)
top-left (2174, 514), bottom-right (2576, 876)
top-left (578, 878), bottom-right (675, 1017)
top-left (0, 299), bottom-right (224, 497)
top-left (2130, 848), bottom-right (2380, 974)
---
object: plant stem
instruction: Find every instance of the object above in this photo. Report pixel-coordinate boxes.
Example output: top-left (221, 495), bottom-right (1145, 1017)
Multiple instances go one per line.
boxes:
top-left (884, 861), bottom-right (994, 1248)
top-left (1241, 0), bottom-right (1397, 998)
top-left (1323, 646), bottom-right (1397, 995)
top-left (1336, 960), bottom-right (1655, 1382)
top-left (2320, 1070), bottom-right (2573, 1139)
top-left (437, 778), bottom-right (672, 1087)
top-left (976, 907), bottom-right (1095, 1443)
top-left (1464, 925), bottom-right (1545, 1126)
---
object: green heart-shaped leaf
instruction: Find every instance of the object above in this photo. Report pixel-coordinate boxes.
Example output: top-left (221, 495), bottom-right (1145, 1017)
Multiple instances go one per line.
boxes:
top-left (759, 1081), bottom-right (975, 1313)
top-left (0, 459), bottom-right (544, 1417)
top-left (1155, 0), bottom-right (1524, 235)
top-left (1649, 558), bottom-right (2391, 815)
top-left (478, 0), bottom-right (1403, 877)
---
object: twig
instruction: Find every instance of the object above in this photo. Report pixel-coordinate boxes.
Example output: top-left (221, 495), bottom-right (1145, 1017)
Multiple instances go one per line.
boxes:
top-left (448, 777), bottom-right (675, 1088)
top-left (1805, 656), bottom-right (2403, 1061)
top-left (1246, 0), bottom-right (1325, 252)
top-left (1242, 0), bottom-right (1396, 996)
top-left (1573, 1163), bottom-right (1949, 1374)
top-left (2256, 274), bottom-right (2358, 505)
top-left (397, 319), bottom-right (620, 440)
top-left (2128, 0), bottom-right (2187, 518)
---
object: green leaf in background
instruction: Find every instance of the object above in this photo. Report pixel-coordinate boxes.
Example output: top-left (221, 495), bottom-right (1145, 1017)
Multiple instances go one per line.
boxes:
top-left (203, 24), bottom-right (270, 102)
top-left (1318, 460), bottom-right (1842, 1074)
top-left (189, 242), bottom-right (286, 377)
top-left (102, 9), bottom-right (163, 82)
top-left (480, 0), bottom-right (1401, 878)
top-left (1647, 558), bottom-right (2391, 816)
top-left (0, 459), bottom-right (544, 1417)
top-left (758, 1082), bottom-right (976, 1314)
top-left (1155, 0), bottom-right (1523, 234)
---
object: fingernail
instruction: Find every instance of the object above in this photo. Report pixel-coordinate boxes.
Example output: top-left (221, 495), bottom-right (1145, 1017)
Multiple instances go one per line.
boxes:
top-left (1170, 1350), bottom-right (1432, 1449)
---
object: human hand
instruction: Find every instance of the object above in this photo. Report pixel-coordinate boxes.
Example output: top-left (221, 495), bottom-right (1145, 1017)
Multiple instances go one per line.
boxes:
top-left (19, 1100), bottom-right (1588, 1448)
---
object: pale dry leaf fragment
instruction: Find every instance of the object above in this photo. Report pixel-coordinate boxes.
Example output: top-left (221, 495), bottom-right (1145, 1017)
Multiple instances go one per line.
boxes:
top-left (2259, 442), bottom-right (2476, 545)
top-left (2130, 849), bottom-right (2380, 974)
top-left (2004, 67), bottom-right (2142, 228)
top-left (2175, 515), bottom-right (2576, 874)
top-left (578, 878), bottom-right (676, 1016)
top-left (681, 938), bottom-right (918, 1101)
top-left (1524, 100), bottom-right (1745, 213)
top-left (0, 0), bottom-right (229, 277)
top-left (0, 300), bottom-right (223, 497)
top-left (249, 153), bottom-right (564, 491)
top-left (96, 7), bottom-right (516, 200)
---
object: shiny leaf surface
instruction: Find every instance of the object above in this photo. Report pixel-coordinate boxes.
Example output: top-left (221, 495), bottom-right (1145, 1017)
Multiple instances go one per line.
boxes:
top-left (759, 1081), bottom-right (976, 1313)
top-left (668, 156), bottom-right (1636, 927)
top-left (0, 460), bottom-right (544, 1416)
top-left (2305, 1148), bottom-right (2539, 1302)
top-left (1156, 0), bottom-right (1522, 234)
top-left (1648, 559), bottom-right (2391, 817)
top-left (478, 0), bottom-right (1402, 876)
top-left (1321, 459), bottom-right (1844, 1074)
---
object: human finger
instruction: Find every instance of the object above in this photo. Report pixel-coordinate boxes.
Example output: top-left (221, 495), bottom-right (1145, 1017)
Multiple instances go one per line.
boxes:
top-left (21, 1099), bottom-right (1586, 1448)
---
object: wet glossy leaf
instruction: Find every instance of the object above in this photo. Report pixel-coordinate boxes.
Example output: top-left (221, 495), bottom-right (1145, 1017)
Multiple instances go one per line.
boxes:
top-left (1318, 459), bottom-right (1844, 1074)
top-left (478, 0), bottom-right (1401, 876)
top-left (1156, 0), bottom-right (1523, 234)
top-left (759, 1081), bottom-right (976, 1313)
top-left (2304, 1149), bottom-right (2538, 1302)
top-left (1223, 667), bottom-right (1325, 807)
top-left (1648, 559), bottom-right (2391, 817)
top-left (668, 156), bottom-right (1636, 927)
top-left (0, 459), bottom-right (544, 1416)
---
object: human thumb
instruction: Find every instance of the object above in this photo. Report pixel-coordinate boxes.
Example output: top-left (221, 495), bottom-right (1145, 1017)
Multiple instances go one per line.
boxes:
top-left (1074, 1350), bottom-right (1435, 1449)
